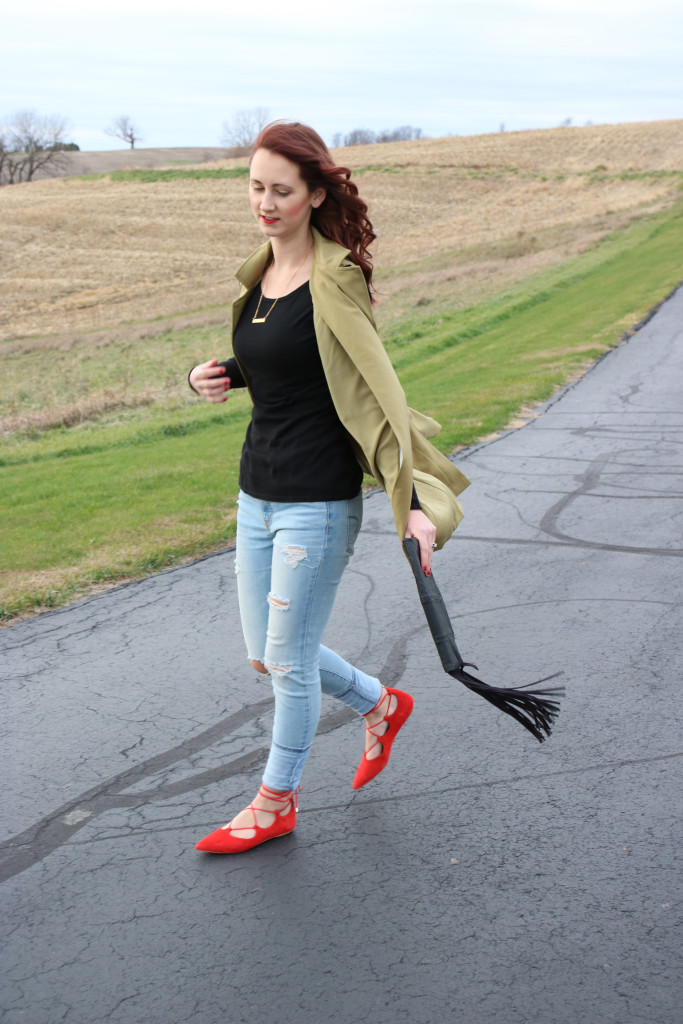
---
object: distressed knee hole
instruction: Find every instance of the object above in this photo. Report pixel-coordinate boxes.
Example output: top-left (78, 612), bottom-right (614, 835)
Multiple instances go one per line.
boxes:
top-left (265, 660), bottom-right (293, 676)
top-left (268, 592), bottom-right (290, 610)
top-left (250, 659), bottom-right (268, 675)
top-left (282, 544), bottom-right (307, 568)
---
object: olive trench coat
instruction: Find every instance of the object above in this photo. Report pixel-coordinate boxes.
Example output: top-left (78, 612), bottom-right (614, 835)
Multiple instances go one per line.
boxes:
top-left (230, 227), bottom-right (470, 550)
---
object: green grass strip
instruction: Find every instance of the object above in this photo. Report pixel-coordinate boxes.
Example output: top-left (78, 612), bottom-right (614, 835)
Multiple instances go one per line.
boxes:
top-left (395, 205), bottom-right (682, 450)
top-left (71, 167), bottom-right (249, 183)
top-left (0, 405), bottom-right (252, 468)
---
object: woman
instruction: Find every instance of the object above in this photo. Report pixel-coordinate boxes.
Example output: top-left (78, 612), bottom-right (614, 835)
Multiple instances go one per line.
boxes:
top-left (190, 121), bottom-right (469, 854)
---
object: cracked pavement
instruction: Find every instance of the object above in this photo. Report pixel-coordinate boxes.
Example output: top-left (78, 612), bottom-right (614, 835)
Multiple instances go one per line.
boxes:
top-left (1, 288), bottom-right (682, 1024)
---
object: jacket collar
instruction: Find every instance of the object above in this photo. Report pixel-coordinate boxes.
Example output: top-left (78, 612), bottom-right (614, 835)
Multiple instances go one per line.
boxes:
top-left (233, 227), bottom-right (373, 333)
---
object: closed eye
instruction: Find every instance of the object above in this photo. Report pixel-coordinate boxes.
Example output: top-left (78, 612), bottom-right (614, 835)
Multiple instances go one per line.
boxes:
top-left (250, 181), bottom-right (292, 197)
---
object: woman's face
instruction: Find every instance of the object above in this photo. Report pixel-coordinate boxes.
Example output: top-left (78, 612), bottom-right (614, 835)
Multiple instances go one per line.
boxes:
top-left (249, 148), bottom-right (325, 243)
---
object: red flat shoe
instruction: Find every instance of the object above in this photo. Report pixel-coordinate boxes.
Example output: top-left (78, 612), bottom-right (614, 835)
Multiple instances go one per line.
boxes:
top-left (194, 784), bottom-right (298, 854)
top-left (352, 687), bottom-right (414, 790)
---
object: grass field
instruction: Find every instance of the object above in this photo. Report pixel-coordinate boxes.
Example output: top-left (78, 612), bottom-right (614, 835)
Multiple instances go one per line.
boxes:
top-left (1, 120), bottom-right (682, 623)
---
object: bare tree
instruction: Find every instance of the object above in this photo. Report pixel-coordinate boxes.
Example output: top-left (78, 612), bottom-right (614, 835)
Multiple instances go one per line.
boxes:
top-left (104, 116), bottom-right (143, 149)
top-left (0, 110), bottom-right (70, 185)
top-left (0, 134), bottom-right (9, 183)
top-left (221, 107), bottom-right (270, 150)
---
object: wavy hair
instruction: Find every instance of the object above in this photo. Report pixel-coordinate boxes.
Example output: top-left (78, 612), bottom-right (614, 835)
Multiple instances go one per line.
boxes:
top-left (250, 121), bottom-right (376, 289)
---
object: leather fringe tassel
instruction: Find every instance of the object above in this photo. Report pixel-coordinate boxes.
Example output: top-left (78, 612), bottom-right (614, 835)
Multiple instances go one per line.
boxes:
top-left (449, 664), bottom-right (564, 743)
top-left (403, 538), bottom-right (565, 742)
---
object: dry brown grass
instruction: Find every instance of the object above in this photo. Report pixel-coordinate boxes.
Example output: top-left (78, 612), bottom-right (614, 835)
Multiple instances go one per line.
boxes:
top-left (2, 309), bottom-right (229, 357)
top-left (0, 390), bottom-right (155, 435)
top-left (35, 146), bottom-right (234, 179)
top-left (339, 120), bottom-right (683, 172)
top-left (2, 120), bottom-right (680, 345)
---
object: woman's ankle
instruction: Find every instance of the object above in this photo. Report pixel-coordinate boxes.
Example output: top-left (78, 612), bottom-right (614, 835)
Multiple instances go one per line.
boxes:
top-left (259, 783), bottom-right (291, 800)
top-left (365, 687), bottom-right (400, 728)
top-left (365, 686), bottom-right (388, 720)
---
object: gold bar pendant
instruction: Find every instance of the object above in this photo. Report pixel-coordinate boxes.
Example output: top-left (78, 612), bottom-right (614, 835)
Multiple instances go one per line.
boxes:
top-left (252, 317), bottom-right (267, 324)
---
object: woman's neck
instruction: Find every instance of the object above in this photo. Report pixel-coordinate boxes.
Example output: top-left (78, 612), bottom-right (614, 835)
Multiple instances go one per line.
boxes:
top-left (263, 231), bottom-right (314, 298)
top-left (270, 230), bottom-right (314, 272)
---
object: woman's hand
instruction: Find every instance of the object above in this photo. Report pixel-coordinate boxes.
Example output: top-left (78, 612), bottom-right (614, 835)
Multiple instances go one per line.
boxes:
top-left (189, 359), bottom-right (231, 403)
top-left (404, 509), bottom-right (437, 575)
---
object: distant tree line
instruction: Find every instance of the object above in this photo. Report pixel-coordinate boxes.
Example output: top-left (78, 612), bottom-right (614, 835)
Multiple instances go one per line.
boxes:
top-left (219, 111), bottom-right (425, 151)
top-left (0, 110), bottom-right (79, 185)
top-left (331, 126), bottom-right (423, 148)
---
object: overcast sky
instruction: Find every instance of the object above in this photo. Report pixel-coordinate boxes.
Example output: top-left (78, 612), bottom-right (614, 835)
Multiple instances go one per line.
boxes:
top-left (2, 0), bottom-right (681, 151)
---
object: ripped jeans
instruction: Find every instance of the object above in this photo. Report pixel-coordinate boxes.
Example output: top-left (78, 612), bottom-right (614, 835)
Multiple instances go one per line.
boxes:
top-left (235, 490), bottom-right (382, 791)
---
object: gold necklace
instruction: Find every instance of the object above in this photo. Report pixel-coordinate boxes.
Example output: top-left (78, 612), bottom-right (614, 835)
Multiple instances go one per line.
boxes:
top-left (251, 245), bottom-right (313, 324)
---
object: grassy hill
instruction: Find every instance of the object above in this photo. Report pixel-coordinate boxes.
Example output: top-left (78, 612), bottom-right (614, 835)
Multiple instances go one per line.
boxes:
top-left (1, 120), bottom-right (682, 622)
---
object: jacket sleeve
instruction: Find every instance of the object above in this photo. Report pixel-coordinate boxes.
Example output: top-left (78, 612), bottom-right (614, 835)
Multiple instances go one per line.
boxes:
top-left (310, 239), bottom-right (469, 548)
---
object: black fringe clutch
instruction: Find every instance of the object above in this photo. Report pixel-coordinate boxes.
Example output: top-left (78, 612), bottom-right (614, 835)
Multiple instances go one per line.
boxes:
top-left (403, 538), bottom-right (565, 742)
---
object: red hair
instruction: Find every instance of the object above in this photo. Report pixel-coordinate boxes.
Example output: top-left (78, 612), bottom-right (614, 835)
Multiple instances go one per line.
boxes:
top-left (251, 120), bottom-right (376, 289)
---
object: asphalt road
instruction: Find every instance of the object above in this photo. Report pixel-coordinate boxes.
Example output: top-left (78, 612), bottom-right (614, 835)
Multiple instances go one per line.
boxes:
top-left (2, 287), bottom-right (682, 1024)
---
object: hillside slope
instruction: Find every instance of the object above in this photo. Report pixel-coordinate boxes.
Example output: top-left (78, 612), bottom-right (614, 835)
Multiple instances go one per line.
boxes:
top-left (2, 120), bottom-right (682, 621)
top-left (2, 120), bottom-right (681, 343)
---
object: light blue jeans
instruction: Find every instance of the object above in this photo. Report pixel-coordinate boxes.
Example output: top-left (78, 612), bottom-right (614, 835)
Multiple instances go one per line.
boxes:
top-left (235, 490), bottom-right (383, 790)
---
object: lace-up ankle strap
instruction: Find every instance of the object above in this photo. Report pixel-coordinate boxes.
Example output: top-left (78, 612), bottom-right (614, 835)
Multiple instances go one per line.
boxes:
top-left (258, 784), bottom-right (299, 812)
